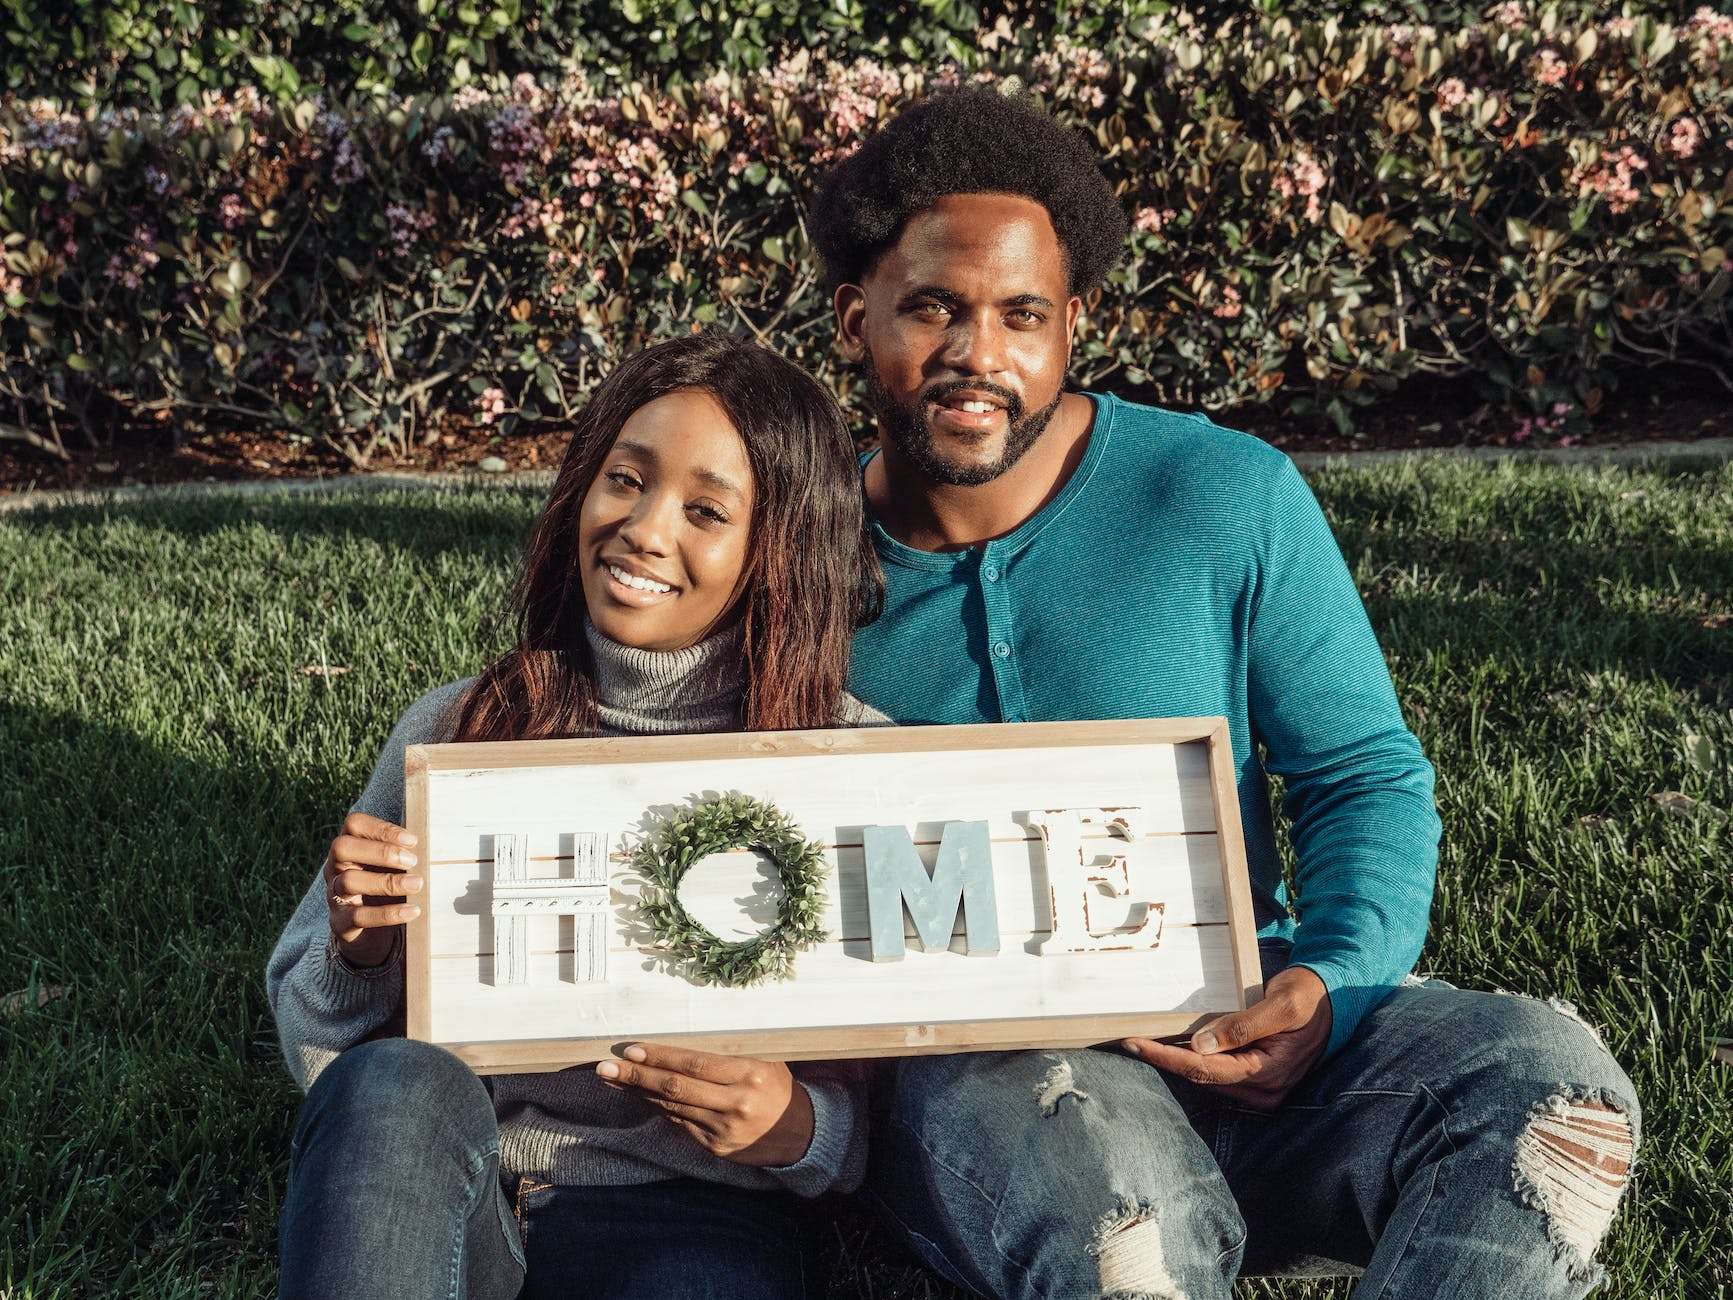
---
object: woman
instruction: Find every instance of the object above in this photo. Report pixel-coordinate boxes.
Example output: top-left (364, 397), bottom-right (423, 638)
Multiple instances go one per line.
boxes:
top-left (267, 331), bottom-right (886, 1299)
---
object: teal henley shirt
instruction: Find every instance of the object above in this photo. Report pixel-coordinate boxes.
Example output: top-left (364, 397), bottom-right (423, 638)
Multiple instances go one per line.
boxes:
top-left (847, 391), bottom-right (1442, 1057)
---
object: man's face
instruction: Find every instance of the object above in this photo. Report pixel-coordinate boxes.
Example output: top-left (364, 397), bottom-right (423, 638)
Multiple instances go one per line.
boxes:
top-left (836, 193), bottom-right (1082, 487)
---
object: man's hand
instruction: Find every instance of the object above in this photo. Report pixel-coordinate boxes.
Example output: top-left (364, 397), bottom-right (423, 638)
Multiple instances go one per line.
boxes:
top-left (1122, 966), bottom-right (1332, 1112)
top-left (597, 1044), bottom-right (815, 1167)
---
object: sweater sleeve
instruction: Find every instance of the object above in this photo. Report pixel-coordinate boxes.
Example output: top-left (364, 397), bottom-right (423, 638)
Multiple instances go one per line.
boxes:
top-left (757, 1060), bottom-right (871, 1197)
top-left (265, 679), bottom-right (475, 1091)
top-left (1247, 460), bottom-right (1441, 1057)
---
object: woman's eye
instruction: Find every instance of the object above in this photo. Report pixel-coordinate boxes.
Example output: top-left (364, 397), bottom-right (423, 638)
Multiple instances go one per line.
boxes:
top-left (688, 501), bottom-right (730, 526)
top-left (605, 469), bottom-right (642, 490)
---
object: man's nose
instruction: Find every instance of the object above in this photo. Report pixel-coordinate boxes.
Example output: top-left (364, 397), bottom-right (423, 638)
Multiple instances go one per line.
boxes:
top-left (940, 314), bottom-right (1007, 378)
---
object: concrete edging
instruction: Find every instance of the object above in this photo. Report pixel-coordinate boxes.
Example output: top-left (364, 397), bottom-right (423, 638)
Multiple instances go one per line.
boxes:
top-left (2, 439), bottom-right (1730, 515)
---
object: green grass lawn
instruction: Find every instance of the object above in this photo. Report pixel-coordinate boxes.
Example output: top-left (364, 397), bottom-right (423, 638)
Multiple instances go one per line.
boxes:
top-left (3, 460), bottom-right (1730, 1299)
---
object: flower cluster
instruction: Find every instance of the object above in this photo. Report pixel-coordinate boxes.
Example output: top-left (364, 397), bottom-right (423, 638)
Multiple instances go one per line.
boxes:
top-left (1570, 145), bottom-right (1650, 213)
top-left (384, 201), bottom-right (436, 255)
top-left (1532, 49), bottom-right (1569, 87)
top-left (475, 386), bottom-right (509, 424)
top-left (103, 224), bottom-right (161, 290)
top-left (1512, 402), bottom-right (1578, 445)
top-left (1272, 150), bottom-right (1329, 223)
top-left (1668, 117), bottom-right (1702, 160)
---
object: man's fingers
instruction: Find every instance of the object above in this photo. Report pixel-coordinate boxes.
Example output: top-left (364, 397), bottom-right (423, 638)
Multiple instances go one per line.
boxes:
top-left (331, 834), bottom-right (419, 873)
top-left (342, 812), bottom-right (419, 846)
top-left (332, 866), bottom-right (424, 900)
top-left (1124, 1036), bottom-right (1261, 1087)
top-left (594, 1058), bottom-right (735, 1115)
top-left (1190, 998), bottom-right (1294, 1055)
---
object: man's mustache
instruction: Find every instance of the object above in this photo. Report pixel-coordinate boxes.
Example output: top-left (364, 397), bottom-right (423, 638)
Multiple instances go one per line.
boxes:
top-left (918, 379), bottom-right (1024, 423)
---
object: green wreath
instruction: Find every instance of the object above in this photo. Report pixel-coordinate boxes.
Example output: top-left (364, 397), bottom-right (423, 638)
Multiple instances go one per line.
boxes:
top-left (631, 792), bottom-right (829, 987)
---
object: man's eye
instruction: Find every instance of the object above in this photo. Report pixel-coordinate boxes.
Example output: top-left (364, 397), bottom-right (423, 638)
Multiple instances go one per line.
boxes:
top-left (1009, 309), bottom-right (1043, 326)
top-left (913, 301), bottom-right (950, 319)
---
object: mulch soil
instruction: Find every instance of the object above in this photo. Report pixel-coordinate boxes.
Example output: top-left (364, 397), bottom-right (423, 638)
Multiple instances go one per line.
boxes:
top-left (3, 365), bottom-right (1728, 496)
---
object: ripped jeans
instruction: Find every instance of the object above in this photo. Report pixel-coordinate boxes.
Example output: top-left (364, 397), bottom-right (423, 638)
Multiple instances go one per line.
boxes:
top-left (863, 960), bottom-right (1640, 1299)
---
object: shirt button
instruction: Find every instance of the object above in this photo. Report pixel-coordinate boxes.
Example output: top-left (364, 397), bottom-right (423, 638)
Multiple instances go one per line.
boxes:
top-left (992, 641), bottom-right (1011, 660)
top-left (982, 562), bottom-right (1000, 582)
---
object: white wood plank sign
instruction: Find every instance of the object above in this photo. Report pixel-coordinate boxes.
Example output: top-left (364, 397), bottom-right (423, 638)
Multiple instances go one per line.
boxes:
top-left (404, 718), bottom-right (1263, 1075)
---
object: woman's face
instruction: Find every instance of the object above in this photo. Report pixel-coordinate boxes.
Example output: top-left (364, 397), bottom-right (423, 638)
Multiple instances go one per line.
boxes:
top-left (577, 388), bottom-right (756, 652)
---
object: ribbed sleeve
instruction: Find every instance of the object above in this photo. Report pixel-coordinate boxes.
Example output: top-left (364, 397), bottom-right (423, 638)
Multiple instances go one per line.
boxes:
top-left (1247, 460), bottom-right (1441, 1055)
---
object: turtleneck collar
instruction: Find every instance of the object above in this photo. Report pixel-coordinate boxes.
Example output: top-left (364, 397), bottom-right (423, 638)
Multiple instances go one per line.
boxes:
top-left (582, 614), bottom-right (745, 736)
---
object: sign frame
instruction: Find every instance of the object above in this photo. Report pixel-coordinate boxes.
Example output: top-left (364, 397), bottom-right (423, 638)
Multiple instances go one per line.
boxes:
top-left (404, 718), bottom-right (1262, 1075)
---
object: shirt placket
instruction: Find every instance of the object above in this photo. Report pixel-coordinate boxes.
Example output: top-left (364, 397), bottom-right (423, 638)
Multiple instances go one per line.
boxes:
top-left (977, 543), bottom-right (1028, 723)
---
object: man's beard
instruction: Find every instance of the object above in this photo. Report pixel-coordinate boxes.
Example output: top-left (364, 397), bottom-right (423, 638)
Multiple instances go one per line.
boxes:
top-left (863, 352), bottom-right (1062, 487)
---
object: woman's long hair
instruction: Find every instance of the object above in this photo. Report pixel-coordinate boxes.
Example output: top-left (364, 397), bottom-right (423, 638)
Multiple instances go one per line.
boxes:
top-left (448, 330), bottom-right (884, 741)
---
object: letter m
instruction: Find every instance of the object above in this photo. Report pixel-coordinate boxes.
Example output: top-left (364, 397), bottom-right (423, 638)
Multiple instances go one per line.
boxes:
top-left (862, 821), bottom-right (1000, 961)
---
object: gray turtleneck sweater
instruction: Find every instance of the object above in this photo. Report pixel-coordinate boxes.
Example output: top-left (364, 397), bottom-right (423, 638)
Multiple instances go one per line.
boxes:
top-left (265, 620), bottom-right (885, 1197)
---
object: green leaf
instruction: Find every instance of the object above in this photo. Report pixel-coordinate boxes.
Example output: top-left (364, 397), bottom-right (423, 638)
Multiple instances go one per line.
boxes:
top-left (65, 353), bottom-right (91, 372)
top-left (681, 190), bottom-right (709, 216)
top-left (761, 235), bottom-right (785, 265)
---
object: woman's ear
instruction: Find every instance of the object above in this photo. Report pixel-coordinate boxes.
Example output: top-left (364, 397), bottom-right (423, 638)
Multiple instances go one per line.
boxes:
top-left (834, 284), bottom-right (868, 362)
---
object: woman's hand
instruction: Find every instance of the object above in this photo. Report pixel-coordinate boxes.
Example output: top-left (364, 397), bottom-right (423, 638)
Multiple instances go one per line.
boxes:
top-left (324, 811), bottom-right (421, 969)
top-left (596, 1044), bottom-right (815, 1167)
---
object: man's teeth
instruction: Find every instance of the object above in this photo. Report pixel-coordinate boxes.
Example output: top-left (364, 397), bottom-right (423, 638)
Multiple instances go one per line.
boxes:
top-left (954, 400), bottom-right (997, 413)
top-left (607, 563), bottom-right (672, 593)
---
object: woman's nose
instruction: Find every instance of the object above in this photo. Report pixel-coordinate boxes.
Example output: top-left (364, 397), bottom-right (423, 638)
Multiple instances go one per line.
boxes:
top-left (618, 496), bottom-right (676, 555)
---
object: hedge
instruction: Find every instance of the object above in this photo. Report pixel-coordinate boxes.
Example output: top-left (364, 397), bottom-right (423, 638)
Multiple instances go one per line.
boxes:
top-left (2, 3), bottom-right (1730, 465)
top-left (6, 2), bottom-right (1706, 110)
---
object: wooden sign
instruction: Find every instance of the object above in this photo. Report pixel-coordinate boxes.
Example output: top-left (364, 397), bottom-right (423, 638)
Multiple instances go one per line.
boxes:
top-left (404, 719), bottom-right (1262, 1075)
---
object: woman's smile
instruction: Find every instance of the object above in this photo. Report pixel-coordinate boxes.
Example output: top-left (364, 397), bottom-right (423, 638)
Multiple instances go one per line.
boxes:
top-left (600, 558), bottom-right (680, 606)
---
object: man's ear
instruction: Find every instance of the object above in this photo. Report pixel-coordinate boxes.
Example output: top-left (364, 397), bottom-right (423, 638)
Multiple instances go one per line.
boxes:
top-left (1065, 294), bottom-right (1083, 339)
top-left (834, 283), bottom-right (868, 362)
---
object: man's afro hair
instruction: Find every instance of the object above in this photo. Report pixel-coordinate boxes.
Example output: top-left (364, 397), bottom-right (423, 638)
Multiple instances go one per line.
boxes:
top-left (809, 86), bottom-right (1128, 297)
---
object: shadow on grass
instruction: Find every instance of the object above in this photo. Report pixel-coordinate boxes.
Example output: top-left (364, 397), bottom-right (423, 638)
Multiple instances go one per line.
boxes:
top-left (4, 486), bottom-right (543, 566)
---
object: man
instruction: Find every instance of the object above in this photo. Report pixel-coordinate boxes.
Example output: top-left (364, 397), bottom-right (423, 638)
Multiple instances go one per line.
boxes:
top-left (811, 87), bottom-right (1639, 1299)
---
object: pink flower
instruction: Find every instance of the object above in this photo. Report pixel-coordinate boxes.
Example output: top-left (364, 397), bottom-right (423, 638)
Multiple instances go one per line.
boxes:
top-left (218, 193), bottom-right (247, 231)
top-left (384, 201), bottom-right (436, 254)
top-left (476, 386), bottom-right (509, 424)
top-left (1668, 117), bottom-right (1701, 160)
top-left (1436, 78), bottom-right (1468, 110)
top-left (1272, 150), bottom-right (1328, 223)
top-left (1602, 16), bottom-right (1636, 39)
top-left (1532, 50), bottom-right (1568, 86)
top-left (1570, 145), bottom-right (1649, 213)
top-left (1132, 206), bottom-right (1176, 235)
top-left (1211, 285), bottom-right (1243, 319)
top-left (1492, 1), bottom-right (1528, 31)
top-left (1684, 6), bottom-right (1733, 41)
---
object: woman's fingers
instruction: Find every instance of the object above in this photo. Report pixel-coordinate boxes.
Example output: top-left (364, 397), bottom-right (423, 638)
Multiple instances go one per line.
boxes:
top-left (330, 866), bottom-right (424, 901)
top-left (331, 833), bottom-right (419, 872)
top-left (594, 1055), bottom-right (737, 1117)
top-left (335, 900), bottom-right (423, 931)
top-left (342, 811), bottom-right (418, 848)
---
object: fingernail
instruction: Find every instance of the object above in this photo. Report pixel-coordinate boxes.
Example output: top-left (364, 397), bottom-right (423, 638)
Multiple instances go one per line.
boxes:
top-left (623, 1045), bottom-right (647, 1062)
top-left (398, 850), bottom-right (418, 867)
top-left (596, 1061), bottom-right (619, 1079)
top-left (1120, 1039), bottom-right (1138, 1053)
top-left (398, 832), bottom-right (419, 846)
top-left (1193, 1031), bottom-right (1219, 1055)
top-left (402, 876), bottom-right (423, 893)
top-left (401, 906), bottom-right (421, 921)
